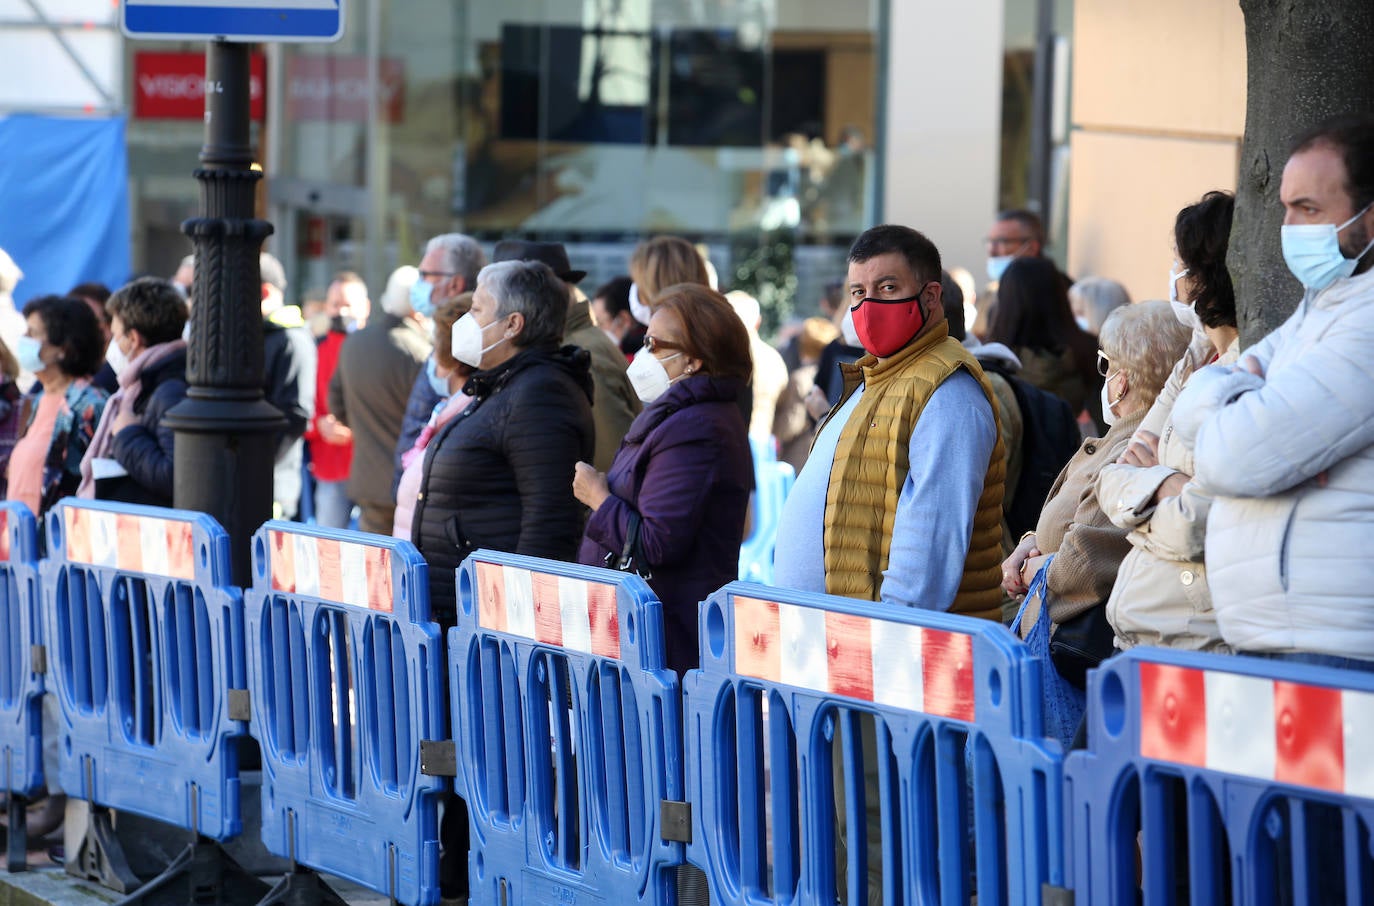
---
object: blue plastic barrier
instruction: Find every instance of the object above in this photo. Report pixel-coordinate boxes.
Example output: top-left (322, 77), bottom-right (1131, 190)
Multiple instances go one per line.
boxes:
top-left (450, 551), bottom-right (683, 906)
top-left (0, 503), bottom-right (41, 799)
top-left (739, 437), bottom-right (795, 585)
top-left (1066, 648), bottom-right (1374, 905)
top-left (41, 499), bottom-right (245, 838)
top-left (684, 582), bottom-right (1067, 905)
top-left (246, 522), bottom-right (445, 906)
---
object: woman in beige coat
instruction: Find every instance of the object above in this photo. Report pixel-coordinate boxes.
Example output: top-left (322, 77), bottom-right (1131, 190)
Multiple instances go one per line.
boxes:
top-left (1001, 301), bottom-right (1190, 682)
top-left (1095, 191), bottom-right (1240, 652)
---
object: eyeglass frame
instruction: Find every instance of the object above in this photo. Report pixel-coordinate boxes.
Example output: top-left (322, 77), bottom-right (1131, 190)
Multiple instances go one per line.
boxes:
top-left (1096, 349), bottom-right (1113, 377)
top-left (643, 335), bottom-right (686, 355)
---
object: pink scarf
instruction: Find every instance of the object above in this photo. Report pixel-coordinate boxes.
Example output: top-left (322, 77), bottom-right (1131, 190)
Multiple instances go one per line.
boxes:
top-left (77, 339), bottom-right (186, 498)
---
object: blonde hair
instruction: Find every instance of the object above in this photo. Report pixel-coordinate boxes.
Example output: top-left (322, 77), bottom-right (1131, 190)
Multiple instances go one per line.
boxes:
top-left (1099, 300), bottom-right (1189, 409)
top-left (628, 236), bottom-right (710, 308)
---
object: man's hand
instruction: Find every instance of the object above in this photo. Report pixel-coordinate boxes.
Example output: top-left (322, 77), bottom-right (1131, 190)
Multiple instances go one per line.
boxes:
top-left (1001, 533), bottom-right (1040, 597)
top-left (1119, 431), bottom-right (1160, 468)
top-left (572, 461), bottom-right (610, 511)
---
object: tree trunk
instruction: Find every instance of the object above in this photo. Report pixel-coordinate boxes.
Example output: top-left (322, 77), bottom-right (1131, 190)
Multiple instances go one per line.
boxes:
top-left (1232, 0), bottom-right (1374, 345)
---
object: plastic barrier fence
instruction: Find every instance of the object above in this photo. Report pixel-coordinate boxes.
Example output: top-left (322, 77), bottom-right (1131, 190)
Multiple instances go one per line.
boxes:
top-left (739, 438), bottom-right (795, 585)
top-left (684, 582), bottom-right (1067, 905)
top-left (0, 503), bottom-right (41, 799)
top-left (41, 499), bottom-right (245, 839)
top-left (1066, 648), bottom-right (1374, 904)
top-left (246, 522), bottom-right (446, 906)
top-left (450, 551), bottom-right (683, 906)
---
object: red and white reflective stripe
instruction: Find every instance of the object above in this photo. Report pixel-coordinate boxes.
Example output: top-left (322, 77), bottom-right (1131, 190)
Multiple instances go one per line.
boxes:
top-left (1140, 662), bottom-right (1374, 798)
top-left (0, 509), bottom-right (10, 563)
top-left (63, 506), bottom-right (195, 580)
top-left (732, 595), bottom-right (976, 722)
top-left (472, 560), bottom-right (621, 660)
top-left (267, 529), bottom-right (394, 613)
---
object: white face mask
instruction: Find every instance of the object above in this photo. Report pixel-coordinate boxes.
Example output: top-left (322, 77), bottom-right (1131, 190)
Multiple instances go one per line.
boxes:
top-left (1074, 315), bottom-right (1092, 332)
top-left (986, 255), bottom-right (1015, 283)
top-left (628, 282), bottom-right (653, 327)
top-left (450, 312), bottom-right (508, 369)
top-left (106, 337), bottom-right (131, 376)
top-left (1169, 266), bottom-right (1202, 332)
top-left (626, 349), bottom-right (680, 402)
top-left (840, 308), bottom-right (861, 347)
top-left (1281, 202), bottom-right (1374, 291)
top-left (1100, 372), bottom-right (1121, 426)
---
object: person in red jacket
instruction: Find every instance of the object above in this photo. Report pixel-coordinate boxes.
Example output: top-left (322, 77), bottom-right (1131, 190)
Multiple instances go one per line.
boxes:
top-left (306, 272), bottom-right (369, 528)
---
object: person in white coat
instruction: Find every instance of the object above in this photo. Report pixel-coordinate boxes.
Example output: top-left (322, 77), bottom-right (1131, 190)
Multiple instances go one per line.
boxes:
top-left (1172, 114), bottom-right (1374, 669)
top-left (1095, 191), bottom-right (1240, 653)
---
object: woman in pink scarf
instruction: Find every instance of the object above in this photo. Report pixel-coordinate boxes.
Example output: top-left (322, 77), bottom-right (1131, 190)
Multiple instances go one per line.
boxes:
top-left (394, 293), bottom-right (474, 539)
top-left (78, 278), bottom-right (188, 506)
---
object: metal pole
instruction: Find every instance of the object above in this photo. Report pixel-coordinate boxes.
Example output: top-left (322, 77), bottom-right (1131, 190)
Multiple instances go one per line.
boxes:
top-left (164, 40), bottom-right (285, 587)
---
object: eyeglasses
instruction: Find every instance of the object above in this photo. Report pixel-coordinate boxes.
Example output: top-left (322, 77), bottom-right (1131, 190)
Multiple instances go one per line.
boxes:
top-left (1096, 350), bottom-right (1112, 377)
top-left (418, 270), bottom-right (457, 281)
top-left (984, 236), bottom-right (1032, 253)
top-left (643, 335), bottom-right (684, 355)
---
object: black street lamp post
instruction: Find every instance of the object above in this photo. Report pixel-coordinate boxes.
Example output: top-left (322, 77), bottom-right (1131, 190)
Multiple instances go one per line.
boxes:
top-left (164, 40), bottom-right (285, 587)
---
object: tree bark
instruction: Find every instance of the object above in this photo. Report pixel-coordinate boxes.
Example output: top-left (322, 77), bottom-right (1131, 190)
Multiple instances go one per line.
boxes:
top-left (1232, 0), bottom-right (1374, 345)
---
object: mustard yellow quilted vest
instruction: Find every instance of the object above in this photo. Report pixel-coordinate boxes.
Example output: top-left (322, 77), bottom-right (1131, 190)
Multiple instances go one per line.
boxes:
top-left (821, 323), bottom-right (1006, 620)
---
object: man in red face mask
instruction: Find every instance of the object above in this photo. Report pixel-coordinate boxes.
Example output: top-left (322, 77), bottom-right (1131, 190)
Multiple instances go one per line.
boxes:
top-left (774, 224), bottom-right (1007, 619)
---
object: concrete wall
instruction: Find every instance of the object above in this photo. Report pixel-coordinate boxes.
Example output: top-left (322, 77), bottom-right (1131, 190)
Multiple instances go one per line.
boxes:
top-left (882, 0), bottom-right (1005, 277)
top-left (1066, 0), bottom-right (1246, 301)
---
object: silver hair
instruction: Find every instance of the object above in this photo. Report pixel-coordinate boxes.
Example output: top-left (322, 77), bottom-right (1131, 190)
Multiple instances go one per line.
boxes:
top-left (380, 265), bottom-right (420, 317)
top-left (1099, 300), bottom-right (1191, 408)
top-left (476, 260), bottom-right (567, 348)
top-left (1069, 277), bottom-right (1131, 334)
top-left (425, 233), bottom-right (486, 289)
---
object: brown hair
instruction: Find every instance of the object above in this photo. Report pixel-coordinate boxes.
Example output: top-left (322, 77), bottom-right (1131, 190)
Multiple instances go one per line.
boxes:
top-left (651, 283), bottom-right (752, 381)
top-left (798, 316), bottom-right (840, 363)
top-left (432, 291), bottom-right (474, 376)
top-left (628, 236), bottom-right (710, 308)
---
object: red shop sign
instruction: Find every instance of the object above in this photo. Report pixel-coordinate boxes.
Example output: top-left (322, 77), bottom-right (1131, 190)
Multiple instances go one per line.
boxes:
top-left (285, 55), bottom-right (406, 123)
top-left (134, 51), bottom-right (266, 121)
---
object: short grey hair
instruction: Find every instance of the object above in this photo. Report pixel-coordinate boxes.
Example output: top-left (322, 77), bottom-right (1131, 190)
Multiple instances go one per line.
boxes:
top-left (1068, 277), bottom-right (1131, 334)
top-left (425, 233), bottom-right (486, 289)
top-left (1099, 300), bottom-right (1190, 408)
top-left (477, 260), bottom-right (567, 348)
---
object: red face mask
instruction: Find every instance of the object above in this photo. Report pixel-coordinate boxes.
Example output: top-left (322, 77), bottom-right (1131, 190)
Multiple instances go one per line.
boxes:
top-left (850, 291), bottom-right (927, 357)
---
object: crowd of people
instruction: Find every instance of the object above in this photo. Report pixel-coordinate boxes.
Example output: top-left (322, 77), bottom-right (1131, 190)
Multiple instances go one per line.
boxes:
top-left (0, 113), bottom-right (1371, 894)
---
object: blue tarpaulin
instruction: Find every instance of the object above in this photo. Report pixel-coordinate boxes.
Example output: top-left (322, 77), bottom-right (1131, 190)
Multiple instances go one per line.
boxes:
top-left (0, 115), bottom-right (131, 303)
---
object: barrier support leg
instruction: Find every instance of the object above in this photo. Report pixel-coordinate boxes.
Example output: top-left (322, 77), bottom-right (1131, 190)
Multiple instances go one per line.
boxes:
top-left (2, 793), bottom-right (29, 872)
top-left (68, 805), bottom-right (140, 892)
top-left (254, 868), bottom-right (350, 906)
top-left (111, 832), bottom-right (272, 906)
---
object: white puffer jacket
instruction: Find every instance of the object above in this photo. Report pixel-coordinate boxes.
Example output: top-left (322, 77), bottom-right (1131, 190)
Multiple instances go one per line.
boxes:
top-left (1172, 268), bottom-right (1374, 658)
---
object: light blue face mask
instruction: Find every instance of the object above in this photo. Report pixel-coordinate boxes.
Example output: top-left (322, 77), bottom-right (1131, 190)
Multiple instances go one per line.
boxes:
top-left (16, 336), bottom-right (43, 374)
top-left (410, 279), bottom-right (436, 317)
top-left (1281, 202), bottom-right (1374, 291)
top-left (425, 356), bottom-right (449, 398)
top-left (986, 255), bottom-right (1014, 282)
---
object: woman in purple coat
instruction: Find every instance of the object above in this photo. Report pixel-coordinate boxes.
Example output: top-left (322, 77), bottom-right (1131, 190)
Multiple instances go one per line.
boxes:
top-left (574, 283), bottom-right (755, 675)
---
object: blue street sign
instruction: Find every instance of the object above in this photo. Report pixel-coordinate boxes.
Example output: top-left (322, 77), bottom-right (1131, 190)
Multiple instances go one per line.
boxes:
top-left (121, 1), bottom-right (344, 43)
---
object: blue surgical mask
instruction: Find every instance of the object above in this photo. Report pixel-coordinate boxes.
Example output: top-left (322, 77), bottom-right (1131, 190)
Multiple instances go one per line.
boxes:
top-left (16, 336), bottom-right (43, 374)
top-left (410, 279), bottom-right (436, 317)
top-left (986, 255), bottom-right (1014, 282)
top-left (1281, 202), bottom-right (1374, 291)
top-left (425, 356), bottom-right (449, 398)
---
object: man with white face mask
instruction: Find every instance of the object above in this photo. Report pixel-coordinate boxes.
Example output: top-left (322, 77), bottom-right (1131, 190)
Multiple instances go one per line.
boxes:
top-left (1172, 113), bottom-right (1374, 669)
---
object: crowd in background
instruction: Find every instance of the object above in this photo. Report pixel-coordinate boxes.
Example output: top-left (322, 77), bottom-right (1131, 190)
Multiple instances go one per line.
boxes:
top-left (1, 113), bottom-right (1372, 897)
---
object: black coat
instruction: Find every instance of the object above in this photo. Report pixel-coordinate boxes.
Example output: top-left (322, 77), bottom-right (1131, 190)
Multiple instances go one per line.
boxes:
top-left (100, 347), bottom-right (188, 507)
top-left (412, 344), bottom-right (596, 624)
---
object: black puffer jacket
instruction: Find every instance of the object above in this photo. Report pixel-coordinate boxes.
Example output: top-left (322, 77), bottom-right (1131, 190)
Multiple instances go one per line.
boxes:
top-left (412, 344), bottom-right (595, 624)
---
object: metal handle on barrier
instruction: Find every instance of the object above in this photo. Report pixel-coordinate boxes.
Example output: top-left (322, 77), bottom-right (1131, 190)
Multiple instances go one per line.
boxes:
top-left (660, 800), bottom-right (691, 843)
top-left (420, 740), bottom-right (457, 777)
top-left (1041, 883), bottom-right (1074, 905)
top-left (30, 645), bottom-right (45, 675)
top-left (228, 689), bottom-right (250, 722)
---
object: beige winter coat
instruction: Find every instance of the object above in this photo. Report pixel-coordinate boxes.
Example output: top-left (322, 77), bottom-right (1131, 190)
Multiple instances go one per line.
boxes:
top-left (1095, 333), bottom-right (1239, 652)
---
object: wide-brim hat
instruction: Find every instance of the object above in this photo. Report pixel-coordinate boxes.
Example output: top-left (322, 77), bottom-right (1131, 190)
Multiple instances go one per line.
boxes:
top-left (491, 239), bottom-right (587, 284)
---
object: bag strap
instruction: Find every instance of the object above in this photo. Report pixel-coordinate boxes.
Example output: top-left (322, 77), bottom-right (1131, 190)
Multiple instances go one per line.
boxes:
top-left (1010, 553), bottom-right (1056, 635)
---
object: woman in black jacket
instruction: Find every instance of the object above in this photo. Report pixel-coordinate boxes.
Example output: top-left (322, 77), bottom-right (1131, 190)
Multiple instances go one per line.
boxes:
top-left (411, 259), bottom-right (595, 624)
top-left (78, 277), bottom-right (188, 507)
